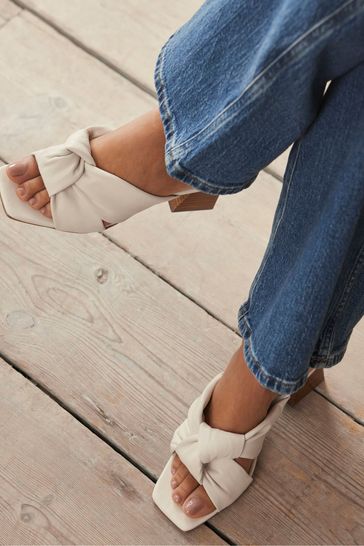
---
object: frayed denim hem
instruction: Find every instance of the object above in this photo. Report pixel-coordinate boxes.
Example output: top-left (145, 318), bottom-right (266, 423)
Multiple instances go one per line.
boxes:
top-left (237, 300), bottom-right (349, 395)
top-left (153, 33), bottom-right (252, 197)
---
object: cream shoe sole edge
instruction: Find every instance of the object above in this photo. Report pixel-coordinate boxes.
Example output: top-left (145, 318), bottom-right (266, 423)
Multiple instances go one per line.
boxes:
top-left (0, 127), bottom-right (219, 234)
top-left (152, 367), bottom-right (325, 532)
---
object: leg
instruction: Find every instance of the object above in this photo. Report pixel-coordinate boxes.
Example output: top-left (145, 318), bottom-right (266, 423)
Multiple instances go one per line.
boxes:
top-left (238, 63), bottom-right (364, 395)
top-left (163, 1), bottom-right (364, 520)
top-left (8, 0), bottom-right (364, 218)
top-left (171, 62), bottom-right (364, 519)
top-left (154, 0), bottom-right (364, 194)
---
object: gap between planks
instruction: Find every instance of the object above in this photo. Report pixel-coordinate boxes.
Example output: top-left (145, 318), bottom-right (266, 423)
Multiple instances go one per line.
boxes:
top-left (0, 352), bottom-right (234, 545)
top-left (11, 0), bottom-right (158, 99)
top-left (0, 357), bottom-right (227, 545)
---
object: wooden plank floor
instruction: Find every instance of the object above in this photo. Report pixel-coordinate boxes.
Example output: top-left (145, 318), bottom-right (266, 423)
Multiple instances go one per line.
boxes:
top-left (0, 1), bottom-right (363, 544)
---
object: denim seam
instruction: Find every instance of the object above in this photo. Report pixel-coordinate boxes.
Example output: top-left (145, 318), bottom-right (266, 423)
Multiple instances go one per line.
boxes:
top-left (154, 31), bottom-right (178, 151)
top-left (249, 141), bottom-right (302, 303)
top-left (237, 301), bottom-right (309, 394)
top-left (324, 241), bottom-right (364, 355)
top-left (309, 337), bottom-right (350, 368)
top-left (167, 0), bottom-right (363, 156)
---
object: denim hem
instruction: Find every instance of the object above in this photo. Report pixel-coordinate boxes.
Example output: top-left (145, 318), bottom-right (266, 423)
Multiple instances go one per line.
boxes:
top-left (237, 299), bottom-right (350, 395)
top-left (237, 300), bottom-right (310, 396)
top-left (153, 33), bottom-right (249, 197)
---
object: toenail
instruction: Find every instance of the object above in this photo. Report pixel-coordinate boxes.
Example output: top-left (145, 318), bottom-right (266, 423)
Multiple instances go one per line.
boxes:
top-left (8, 161), bottom-right (27, 176)
top-left (16, 187), bottom-right (25, 196)
top-left (171, 479), bottom-right (178, 488)
top-left (29, 198), bottom-right (35, 205)
top-left (171, 467), bottom-right (176, 475)
top-left (184, 497), bottom-right (204, 515)
top-left (40, 208), bottom-right (46, 214)
top-left (173, 494), bottom-right (181, 503)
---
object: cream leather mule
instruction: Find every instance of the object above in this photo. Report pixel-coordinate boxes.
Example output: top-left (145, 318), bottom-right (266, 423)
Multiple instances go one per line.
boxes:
top-left (152, 367), bottom-right (324, 531)
top-left (0, 127), bottom-right (218, 234)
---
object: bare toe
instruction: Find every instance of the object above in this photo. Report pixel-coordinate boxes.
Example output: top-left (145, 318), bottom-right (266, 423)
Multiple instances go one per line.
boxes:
top-left (183, 485), bottom-right (216, 518)
top-left (28, 189), bottom-right (50, 210)
top-left (170, 452), bottom-right (217, 518)
top-left (171, 453), bottom-right (182, 476)
top-left (40, 203), bottom-right (52, 219)
top-left (7, 155), bottom-right (40, 184)
top-left (171, 472), bottom-right (200, 506)
top-left (15, 176), bottom-right (45, 202)
top-left (170, 456), bottom-right (189, 490)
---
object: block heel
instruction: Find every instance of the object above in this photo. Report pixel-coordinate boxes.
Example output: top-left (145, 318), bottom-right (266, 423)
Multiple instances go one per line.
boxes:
top-left (168, 192), bottom-right (219, 212)
top-left (288, 368), bottom-right (325, 407)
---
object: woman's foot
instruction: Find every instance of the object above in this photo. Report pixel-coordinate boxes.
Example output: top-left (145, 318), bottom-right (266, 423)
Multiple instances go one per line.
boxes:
top-left (170, 344), bottom-right (279, 518)
top-left (5, 109), bottom-right (191, 220)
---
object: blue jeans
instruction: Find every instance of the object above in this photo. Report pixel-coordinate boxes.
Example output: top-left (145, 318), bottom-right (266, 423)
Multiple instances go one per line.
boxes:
top-left (154, 0), bottom-right (364, 395)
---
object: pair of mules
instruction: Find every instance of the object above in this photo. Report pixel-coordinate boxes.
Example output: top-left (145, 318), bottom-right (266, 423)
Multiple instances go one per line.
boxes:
top-left (0, 126), bottom-right (324, 531)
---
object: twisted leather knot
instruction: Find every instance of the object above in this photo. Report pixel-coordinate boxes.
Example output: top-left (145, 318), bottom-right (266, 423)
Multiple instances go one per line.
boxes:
top-left (35, 127), bottom-right (106, 197)
top-left (32, 126), bottom-right (176, 233)
top-left (198, 421), bottom-right (246, 463)
top-left (169, 373), bottom-right (288, 511)
top-left (34, 127), bottom-right (111, 232)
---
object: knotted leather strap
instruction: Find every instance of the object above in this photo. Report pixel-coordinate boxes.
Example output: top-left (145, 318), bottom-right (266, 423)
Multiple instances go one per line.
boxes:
top-left (170, 372), bottom-right (289, 512)
top-left (34, 127), bottom-right (174, 233)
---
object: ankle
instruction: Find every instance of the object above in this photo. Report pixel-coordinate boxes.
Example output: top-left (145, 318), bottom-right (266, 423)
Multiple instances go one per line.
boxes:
top-left (204, 393), bottom-right (270, 435)
top-left (204, 346), bottom-right (278, 435)
top-left (90, 110), bottom-right (192, 196)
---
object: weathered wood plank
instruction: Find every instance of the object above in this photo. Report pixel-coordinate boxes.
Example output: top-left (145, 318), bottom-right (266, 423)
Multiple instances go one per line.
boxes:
top-left (107, 171), bottom-right (364, 422)
top-left (18, 0), bottom-right (202, 91)
top-left (0, 359), bottom-right (223, 544)
top-left (0, 205), bottom-right (363, 544)
top-left (0, 11), bottom-right (154, 160)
